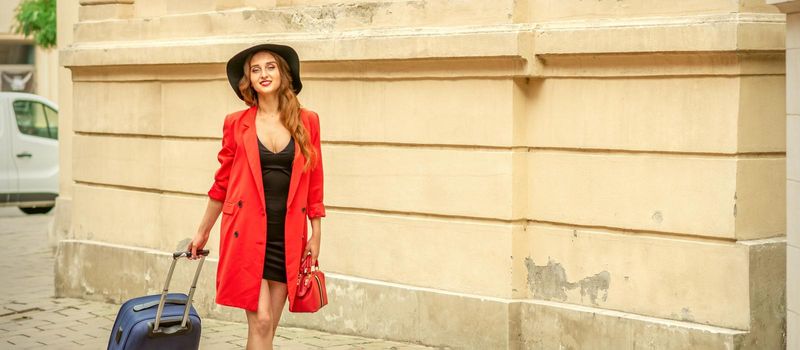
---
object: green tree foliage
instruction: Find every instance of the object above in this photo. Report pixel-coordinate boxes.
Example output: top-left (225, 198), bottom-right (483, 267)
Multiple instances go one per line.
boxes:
top-left (13, 0), bottom-right (57, 49)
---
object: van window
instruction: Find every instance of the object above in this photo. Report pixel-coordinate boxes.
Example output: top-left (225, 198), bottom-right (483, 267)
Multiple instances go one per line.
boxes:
top-left (44, 105), bottom-right (58, 139)
top-left (13, 100), bottom-right (55, 140)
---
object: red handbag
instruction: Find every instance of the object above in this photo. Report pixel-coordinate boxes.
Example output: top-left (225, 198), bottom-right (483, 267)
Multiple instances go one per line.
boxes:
top-left (289, 253), bottom-right (328, 313)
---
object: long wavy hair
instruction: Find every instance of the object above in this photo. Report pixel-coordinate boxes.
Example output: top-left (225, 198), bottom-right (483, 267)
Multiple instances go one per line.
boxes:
top-left (238, 50), bottom-right (316, 171)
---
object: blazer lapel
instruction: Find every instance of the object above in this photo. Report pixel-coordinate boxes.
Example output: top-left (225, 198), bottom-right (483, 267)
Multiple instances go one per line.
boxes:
top-left (240, 107), bottom-right (265, 209)
top-left (286, 113), bottom-right (308, 209)
top-left (286, 129), bottom-right (305, 209)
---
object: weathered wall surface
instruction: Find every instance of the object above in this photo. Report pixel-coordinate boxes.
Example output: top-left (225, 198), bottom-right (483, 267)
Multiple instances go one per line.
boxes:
top-left (56, 0), bottom-right (788, 348)
top-left (768, 1), bottom-right (800, 350)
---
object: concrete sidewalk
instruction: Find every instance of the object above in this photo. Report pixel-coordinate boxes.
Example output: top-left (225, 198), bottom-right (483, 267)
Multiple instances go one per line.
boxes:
top-left (0, 207), bottom-right (436, 349)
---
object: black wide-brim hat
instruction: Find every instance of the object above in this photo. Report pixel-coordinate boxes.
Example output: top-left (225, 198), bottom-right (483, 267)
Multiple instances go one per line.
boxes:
top-left (226, 43), bottom-right (302, 100)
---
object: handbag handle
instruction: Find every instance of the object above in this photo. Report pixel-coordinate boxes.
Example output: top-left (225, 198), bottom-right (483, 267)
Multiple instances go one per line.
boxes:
top-left (299, 252), bottom-right (320, 273)
top-left (296, 254), bottom-right (321, 298)
top-left (152, 249), bottom-right (209, 335)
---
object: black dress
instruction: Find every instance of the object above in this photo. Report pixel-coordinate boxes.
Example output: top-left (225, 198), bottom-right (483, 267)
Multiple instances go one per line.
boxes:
top-left (258, 135), bottom-right (294, 283)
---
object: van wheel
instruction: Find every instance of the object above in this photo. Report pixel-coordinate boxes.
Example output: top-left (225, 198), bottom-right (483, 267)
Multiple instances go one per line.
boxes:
top-left (19, 206), bottom-right (54, 214)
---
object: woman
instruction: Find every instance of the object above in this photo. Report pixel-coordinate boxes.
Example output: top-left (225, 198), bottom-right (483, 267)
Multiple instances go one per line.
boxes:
top-left (189, 43), bottom-right (325, 349)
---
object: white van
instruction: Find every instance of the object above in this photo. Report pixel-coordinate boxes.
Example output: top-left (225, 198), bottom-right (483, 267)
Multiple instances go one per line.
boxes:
top-left (0, 92), bottom-right (59, 214)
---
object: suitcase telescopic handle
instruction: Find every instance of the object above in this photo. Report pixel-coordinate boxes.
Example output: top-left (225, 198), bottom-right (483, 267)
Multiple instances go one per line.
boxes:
top-left (152, 249), bottom-right (210, 335)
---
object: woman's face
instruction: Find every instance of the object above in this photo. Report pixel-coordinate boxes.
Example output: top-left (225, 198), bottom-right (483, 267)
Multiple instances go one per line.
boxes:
top-left (248, 51), bottom-right (282, 96)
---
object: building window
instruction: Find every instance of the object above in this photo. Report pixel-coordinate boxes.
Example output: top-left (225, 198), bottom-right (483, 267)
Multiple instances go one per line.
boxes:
top-left (0, 43), bottom-right (35, 65)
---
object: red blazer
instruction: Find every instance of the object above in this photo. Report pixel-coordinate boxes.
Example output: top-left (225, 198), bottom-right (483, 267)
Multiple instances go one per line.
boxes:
top-left (207, 105), bottom-right (325, 311)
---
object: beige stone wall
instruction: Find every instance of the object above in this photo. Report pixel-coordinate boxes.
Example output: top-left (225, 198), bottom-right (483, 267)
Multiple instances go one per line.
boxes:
top-left (768, 1), bottom-right (800, 349)
top-left (57, 0), bottom-right (788, 348)
top-left (33, 47), bottom-right (58, 102)
top-left (49, 0), bottom-right (79, 250)
top-left (0, 1), bottom-right (21, 32)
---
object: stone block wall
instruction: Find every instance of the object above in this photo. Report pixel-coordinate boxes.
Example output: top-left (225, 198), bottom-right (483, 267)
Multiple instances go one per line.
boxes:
top-left (56, 1), bottom-right (788, 348)
top-left (769, 1), bottom-right (800, 349)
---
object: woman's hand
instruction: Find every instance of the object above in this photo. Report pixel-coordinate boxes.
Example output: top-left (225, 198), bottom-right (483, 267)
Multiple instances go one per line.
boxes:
top-left (190, 199), bottom-right (222, 259)
top-left (303, 234), bottom-right (321, 266)
top-left (188, 230), bottom-right (210, 260)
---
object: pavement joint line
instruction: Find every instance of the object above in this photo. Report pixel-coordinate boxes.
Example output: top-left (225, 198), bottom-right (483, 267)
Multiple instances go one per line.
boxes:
top-left (0, 307), bottom-right (44, 317)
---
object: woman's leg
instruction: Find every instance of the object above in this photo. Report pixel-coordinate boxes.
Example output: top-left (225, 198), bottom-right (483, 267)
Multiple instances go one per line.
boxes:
top-left (267, 280), bottom-right (288, 335)
top-left (245, 279), bottom-right (274, 350)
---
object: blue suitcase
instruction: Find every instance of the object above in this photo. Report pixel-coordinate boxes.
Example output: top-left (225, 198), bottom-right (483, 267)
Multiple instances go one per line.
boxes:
top-left (107, 250), bottom-right (209, 350)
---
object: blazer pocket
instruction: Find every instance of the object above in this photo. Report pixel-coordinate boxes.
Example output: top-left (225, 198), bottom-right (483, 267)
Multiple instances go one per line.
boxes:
top-left (222, 200), bottom-right (236, 215)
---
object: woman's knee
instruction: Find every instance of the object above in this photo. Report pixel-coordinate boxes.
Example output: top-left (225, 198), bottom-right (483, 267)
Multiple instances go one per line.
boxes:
top-left (248, 311), bottom-right (274, 336)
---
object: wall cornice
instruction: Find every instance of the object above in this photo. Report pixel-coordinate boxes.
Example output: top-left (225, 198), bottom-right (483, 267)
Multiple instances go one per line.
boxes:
top-left (62, 13), bottom-right (785, 78)
top-left (767, 0), bottom-right (800, 13)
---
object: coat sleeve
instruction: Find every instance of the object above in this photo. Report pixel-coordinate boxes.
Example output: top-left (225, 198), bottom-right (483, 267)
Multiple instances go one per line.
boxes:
top-left (306, 111), bottom-right (326, 219)
top-left (208, 113), bottom-right (236, 202)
